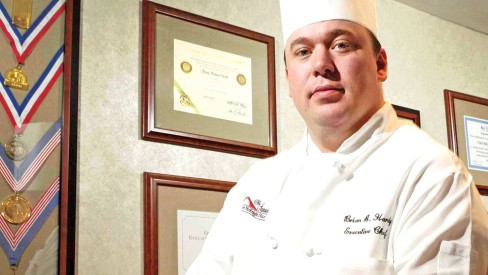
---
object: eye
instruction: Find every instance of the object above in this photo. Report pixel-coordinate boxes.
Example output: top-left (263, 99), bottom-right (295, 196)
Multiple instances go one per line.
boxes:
top-left (295, 48), bottom-right (311, 57)
top-left (332, 41), bottom-right (352, 51)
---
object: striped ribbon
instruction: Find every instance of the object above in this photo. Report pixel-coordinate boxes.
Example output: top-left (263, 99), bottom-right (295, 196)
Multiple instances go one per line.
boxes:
top-left (0, 119), bottom-right (61, 192)
top-left (0, 177), bottom-right (59, 265)
top-left (0, 46), bottom-right (64, 133)
top-left (0, 0), bottom-right (65, 63)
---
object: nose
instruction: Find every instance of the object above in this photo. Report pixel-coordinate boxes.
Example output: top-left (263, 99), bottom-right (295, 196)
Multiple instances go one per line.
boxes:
top-left (312, 47), bottom-right (335, 77)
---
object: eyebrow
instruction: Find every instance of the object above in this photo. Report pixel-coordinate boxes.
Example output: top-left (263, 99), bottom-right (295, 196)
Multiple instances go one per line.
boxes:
top-left (288, 37), bottom-right (308, 52)
top-left (287, 28), bottom-right (354, 52)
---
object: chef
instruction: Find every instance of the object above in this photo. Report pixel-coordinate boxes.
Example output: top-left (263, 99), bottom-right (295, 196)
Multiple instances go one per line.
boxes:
top-left (187, 0), bottom-right (488, 274)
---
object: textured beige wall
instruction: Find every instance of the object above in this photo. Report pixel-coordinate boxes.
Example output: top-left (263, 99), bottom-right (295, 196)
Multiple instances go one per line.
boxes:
top-left (77, 0), bottom-right (488, 273)
top-left (378, 1), bottom-right (488, 144)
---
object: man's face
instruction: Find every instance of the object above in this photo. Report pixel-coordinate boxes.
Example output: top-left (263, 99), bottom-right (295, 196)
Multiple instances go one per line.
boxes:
top-left (285, 20), bottom-right (387, 133)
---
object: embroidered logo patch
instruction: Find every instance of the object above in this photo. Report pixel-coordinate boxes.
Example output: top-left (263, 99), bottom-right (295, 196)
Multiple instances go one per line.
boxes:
top-left (241, 196), bottom-right (269, 220)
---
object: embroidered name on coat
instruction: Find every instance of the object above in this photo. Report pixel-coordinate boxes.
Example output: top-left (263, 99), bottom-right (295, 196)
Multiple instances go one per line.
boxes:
top-left (241, 196), bottom-right (269, 220)
top-left (343, 213), bottom-right (393, 239)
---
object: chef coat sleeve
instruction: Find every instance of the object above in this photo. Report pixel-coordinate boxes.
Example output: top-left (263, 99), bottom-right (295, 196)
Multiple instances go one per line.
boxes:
top-left (392, 153), bottom-right (488, 274)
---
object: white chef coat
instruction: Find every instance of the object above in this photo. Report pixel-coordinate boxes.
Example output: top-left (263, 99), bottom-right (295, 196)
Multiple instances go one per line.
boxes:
top-left (187, 102), bottom-right (488, 275)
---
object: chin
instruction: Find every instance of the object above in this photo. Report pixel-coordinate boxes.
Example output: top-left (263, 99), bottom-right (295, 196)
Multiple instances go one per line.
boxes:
top-left (314, 111), bottom-right (349, 128)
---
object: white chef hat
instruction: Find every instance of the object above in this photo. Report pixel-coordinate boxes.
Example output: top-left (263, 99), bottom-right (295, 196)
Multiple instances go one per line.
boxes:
top-left (279, 0), bottom-right (378, 44)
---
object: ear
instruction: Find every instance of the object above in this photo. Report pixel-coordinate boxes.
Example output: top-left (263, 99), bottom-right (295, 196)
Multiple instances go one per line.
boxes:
top-left (376, 48), bottom-right (388, 82)
top-left (285, 68), bottom-right (292, 96)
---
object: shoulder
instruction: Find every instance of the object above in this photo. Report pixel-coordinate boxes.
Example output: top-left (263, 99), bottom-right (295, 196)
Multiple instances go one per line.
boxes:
top-left (245, 141), bottom-right (303, 175)
top-left (391, 124), bottom-right (464, 172)
top-left (229, 141), bottom-right (304, 195)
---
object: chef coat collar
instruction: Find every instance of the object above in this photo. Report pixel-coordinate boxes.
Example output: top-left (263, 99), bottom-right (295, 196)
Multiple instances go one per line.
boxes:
top-left (306, 102), bottom-right (399, 156)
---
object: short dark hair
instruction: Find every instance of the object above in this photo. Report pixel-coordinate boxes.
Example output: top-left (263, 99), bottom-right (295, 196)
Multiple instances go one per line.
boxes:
top-left (283, 30), bottom-right (382, 67)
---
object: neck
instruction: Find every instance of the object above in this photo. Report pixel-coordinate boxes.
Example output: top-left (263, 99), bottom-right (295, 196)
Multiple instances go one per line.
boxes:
top-left (307, 102), bottom-right (385, 153)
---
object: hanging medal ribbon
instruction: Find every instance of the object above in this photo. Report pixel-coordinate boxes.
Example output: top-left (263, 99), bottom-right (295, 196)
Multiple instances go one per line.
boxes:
top-left (0, 177), bottom-right (59, 266)
top-left (0, 119), bottom-right (61, 192)
top-left (0, 0), bottom-right (65, 63)
top-left (0, 0), bottom-right (65, 91)
top-left (0, 119), bottom-right (60, 255)
top-left (0, 46), bottom-right (64, 133)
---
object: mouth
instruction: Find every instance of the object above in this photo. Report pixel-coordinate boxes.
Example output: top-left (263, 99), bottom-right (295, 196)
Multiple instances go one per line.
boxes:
top-left (312, 85), bottom-right (345, 97)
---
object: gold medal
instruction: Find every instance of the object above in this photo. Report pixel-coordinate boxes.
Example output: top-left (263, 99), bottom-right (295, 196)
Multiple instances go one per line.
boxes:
top-left (4, 134), bottom-right (28, 161)
top-left (236, 74), bottom-right (247, 85)
top-left (4, 64), bottom-right (29, 91)
top-left (180, 61), bottom-right (192, 73)
top-left (1, 193), bottom-right (31, 225)
top-left (12, 0), bottom-right (33, 29)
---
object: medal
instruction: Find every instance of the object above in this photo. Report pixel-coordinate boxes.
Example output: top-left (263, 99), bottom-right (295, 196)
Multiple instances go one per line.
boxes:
top-left (4, 134), bottom-right (28, 161)
top-left (3, 64), bottom-right (29, 91)
top-left (0, 178), bottom-right (60, 267)
top-left (1, 193), bottom-right (31, 225)
top-left (1, 0), bottom-right (65, 92)
top-left (1, 48), bottom-right (64, 132)
top-left (12, 0), bottom-right (33, 29)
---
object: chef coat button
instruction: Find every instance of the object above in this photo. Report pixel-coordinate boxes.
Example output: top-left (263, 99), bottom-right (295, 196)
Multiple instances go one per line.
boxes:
top-left (270, 238), bottom-right (278, 249)
top-left (305, 248), bottom-right (314, 257)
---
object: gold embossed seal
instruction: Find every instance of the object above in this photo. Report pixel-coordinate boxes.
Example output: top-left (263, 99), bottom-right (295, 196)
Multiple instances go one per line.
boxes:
top-left (180, 61), bottom-right (192, 73)
top-left (1, 193), bottom-right (31, 225)
top-left (4, 134), bottom-right (28, 161)
top-left (179, 94), bottom-right (191, 107)
top-left (236, 74), bottom-right (246, 85)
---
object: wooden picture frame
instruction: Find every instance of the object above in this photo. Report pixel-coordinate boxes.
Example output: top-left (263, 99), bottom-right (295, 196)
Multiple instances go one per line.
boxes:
top-left (59, 0), bottom-right (80, 273)
top-left (444, 89), bottom-right (488, 195)
top-left (393, 104), bottom-right (421, 127)
top-left (142, 0), bottom-right (277, 158)
top-left (143, 172), bottom-right (235, 275)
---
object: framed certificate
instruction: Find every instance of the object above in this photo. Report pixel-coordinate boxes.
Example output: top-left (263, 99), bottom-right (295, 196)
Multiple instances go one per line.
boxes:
top-left (393, 104), bottom-right (421, 127)
top-left (176, 209), bottom-right (219, 275)
top-left (143, 172), bottom-right (235, 275)
top-left (444, 89), bottom-right (488, 195)
top-left (141, 0), bottom-right (277, 158)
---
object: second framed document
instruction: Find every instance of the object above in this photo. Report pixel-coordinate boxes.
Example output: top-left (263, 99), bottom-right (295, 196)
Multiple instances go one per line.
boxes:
top-left (444, 89), bottom-right (488, 195)
top-left (143, 172), bottom-right (235, 275)
top-left (142, 0), bottom-right (277, 158)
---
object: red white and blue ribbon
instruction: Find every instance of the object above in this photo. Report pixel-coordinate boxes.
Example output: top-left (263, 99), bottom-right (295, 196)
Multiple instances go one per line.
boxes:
top-left (0, 119), bottom-right (61, 192)
top-left (0, 0), bottom-right (65, 64)
top-left (0, 177), bottom-right (59, 265)
top-left (0, 46), bottom-right (64, 133)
